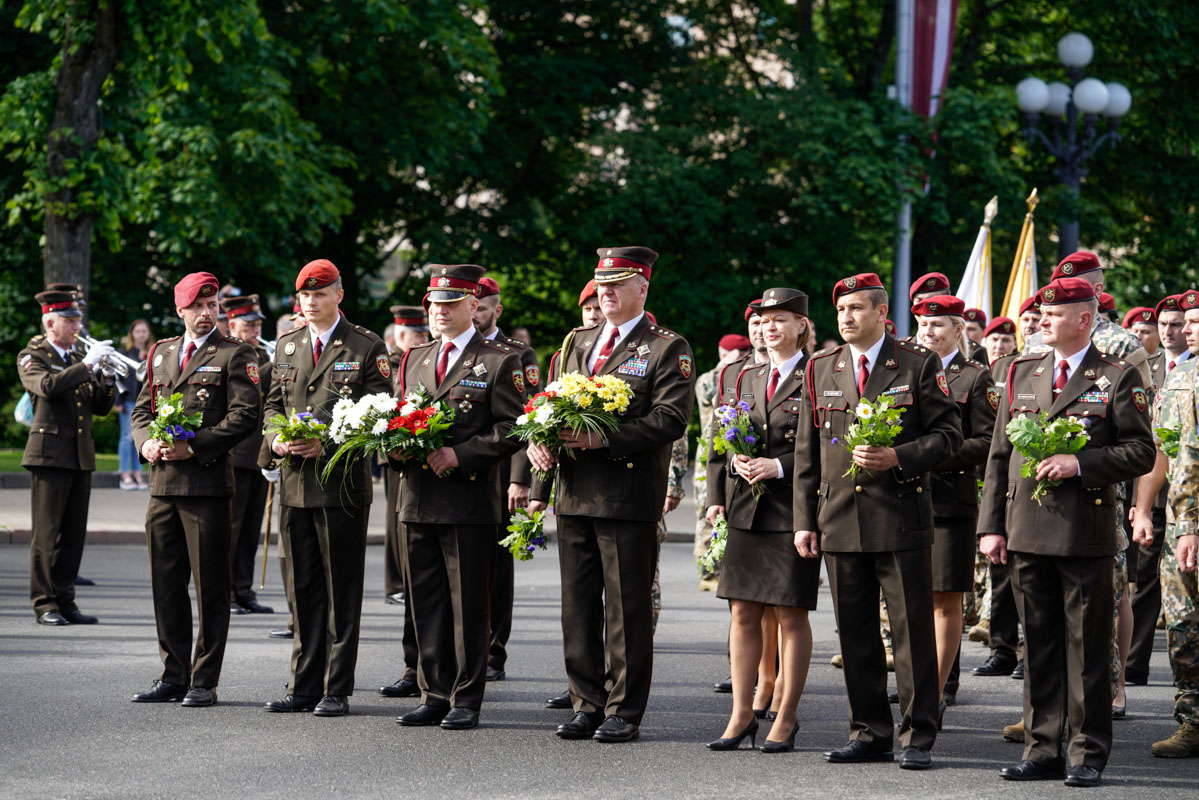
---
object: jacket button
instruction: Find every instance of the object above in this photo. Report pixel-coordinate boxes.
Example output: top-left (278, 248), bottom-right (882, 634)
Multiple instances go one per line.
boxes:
top-left (422, 464), bottom-right (428, 470)
top-left (76, 401), bottom-right (81, 407)
top-left (469, 475), bottom-right (476, 481)
top-left (77, 428), bottom-right (83, 434)
top-left (1005, 492), bottom-right (1011, 499)
top-left (916, 486), bottom-right (923, 494)
top-left (308, 386), bottom-right (315, 392)
top-left (38, 428), bottom-right (44, 433)
top-left (306, 406), bottom-right (313, 412)
top-left (1095, 498), bottom-right (1102, 506)
top-left (854, 485), bottom-right (862, 493)
top-left (626, 463), bottom-right (634, 469)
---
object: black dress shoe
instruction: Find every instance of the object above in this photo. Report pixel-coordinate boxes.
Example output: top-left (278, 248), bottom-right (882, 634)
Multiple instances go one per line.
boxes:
top-left (182, 687), bottom-right (217, 707)
top-left (132, 680), bottom-right (188, 703)
top-left (888, 688), bottom-right (899, 704)
top-left (713, 677), bottom-right (733, 693)
top-left (268, 628), bottom-right (294, 639)
top-left (825, 740), bottom-right (894, 763)
top-left (1000, 759), bottom-right (1066, 781)
top-left (379, 678), bottom-right (420, 698)
top-left (74, 576), bottom-right (96, 586)
top-left (1010, 660), bottom-right (1025, 680)
top-left (972, 655), bottom-right (1016, 676)
top-left (264, 694), bottom-right (320, 712)
top-left (545, 689), bottom-right (572, 709)
top-left (899, 746), bottom-right (932, 770)
top-left (237, 599), bottom-right (274, 614)
top-left (1124, 667), bottom-right (1148, 686)
top-left (313, 695), bottom-right (349, 716)
top-left (557, 711), bottom-right (604, 739)
top-left (593, 715), bottom-right (639, 743)
top-left (385, 591), bottom-right (405, 605)
top-left (398, 703), bottom-right (450, 726)
top-left (231, 602), bottom-right (250, 615)
top-left (1064, 765), bottom-right (1102, 787)
top-left (486, 666), bottom-right (506, 682)
top-left (37, 610), bottom-right (68, 626)
top-left (441, 707), bottom-right (479, 729)
top-left (62, 609), bottom-right (98, 624)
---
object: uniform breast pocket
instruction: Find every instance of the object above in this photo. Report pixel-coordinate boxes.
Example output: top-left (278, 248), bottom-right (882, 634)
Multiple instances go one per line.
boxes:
top-left (186, 372), bottom-right (223, 405)
top-left (31, 423), bottom-right (59, 457)
top-left (1065, 402), bottom-right (1108, 423)
top-left (882, 391), bottom-right (915, 408)
top-left (448, 385), bottom-right (488, 426)
top-left (331, 369), bottom-right (362, 399)
top-left (818, 397), bottom-right (850, 439)
top-left (781, 401), bottom-right (803, 443)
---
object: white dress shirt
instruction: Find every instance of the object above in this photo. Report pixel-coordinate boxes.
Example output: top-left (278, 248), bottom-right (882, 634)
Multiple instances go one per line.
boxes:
top-left (179, 329), bottom-right (216, 368)
top-left (766, 349), bottom-right (805, 479)
top-left (847, 333), bottom-right (887, 391)
top-left (587, 313), bottom-right (645, 374)
top-left (438, 326), bottom-right (478, 375)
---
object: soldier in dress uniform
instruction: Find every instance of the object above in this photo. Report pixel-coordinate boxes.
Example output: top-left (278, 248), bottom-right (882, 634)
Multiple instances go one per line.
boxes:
top-left (1124, 306), bottom-right (1160, 356)
top-left (793, 272), bottom-right (961, 770)
top-left (909, 272), bottom-right (989, 369)
top-left (378, 305), bottom-right (428, 701)
top-left (979, 276), bottom-right (1155, 786)
top-left (220, 294), bottom-right (274, 615)
top-left (1133, 289), bottom-right (1199, 757)
top-left (983, 317), bottom-right (1018, 365)
top-left (1018, 296), bottom-right (1042, 342)
top-left (527, 245), bottom-right (695, 744)
top-left (1156, 295), bottom-right (1191, 378)
top-left (130, 272), bottom-right (262, 707)
top-left (392, 265), bottom-right (525, 731)
top-left (19, 290), bottom-right (116, 625)
top-left (262, 259), bottom-right (391, 717)
top-left (963, 308), bottom-right (986, 344)
top-left (472, 276), bottom-right (540, 683)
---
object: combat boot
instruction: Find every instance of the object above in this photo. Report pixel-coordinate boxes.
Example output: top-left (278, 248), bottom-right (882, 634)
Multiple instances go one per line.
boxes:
top-left (968, 621), bottom-right (991, 645)
top-left (1002, 718), bottom-right (1025, 743)
top-left (1151, 722), bottom-right (1199, 758)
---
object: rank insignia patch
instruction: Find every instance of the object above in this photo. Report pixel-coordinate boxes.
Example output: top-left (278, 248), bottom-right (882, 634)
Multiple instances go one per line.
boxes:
top-left (376, 355), bottom-right (391, 379)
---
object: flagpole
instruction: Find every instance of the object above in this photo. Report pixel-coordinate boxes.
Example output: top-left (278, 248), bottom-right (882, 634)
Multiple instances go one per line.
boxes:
top-left (1001, 189), bottom-right (1039, 313)
top-left (893, 0), bottom-right (915, 337)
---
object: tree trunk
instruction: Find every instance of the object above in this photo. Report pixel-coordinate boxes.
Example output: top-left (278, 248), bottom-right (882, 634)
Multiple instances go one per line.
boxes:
top-left (43, 0), bottom-right (119, 297)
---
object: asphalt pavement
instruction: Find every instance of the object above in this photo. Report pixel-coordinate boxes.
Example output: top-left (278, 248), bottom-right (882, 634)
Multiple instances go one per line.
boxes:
top-left (3, 530), bottom-right (1198, 799)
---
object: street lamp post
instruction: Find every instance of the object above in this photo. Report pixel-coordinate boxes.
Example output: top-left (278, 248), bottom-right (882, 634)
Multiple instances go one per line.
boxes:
top-left (1014, 32), bottom-right (1132, 261)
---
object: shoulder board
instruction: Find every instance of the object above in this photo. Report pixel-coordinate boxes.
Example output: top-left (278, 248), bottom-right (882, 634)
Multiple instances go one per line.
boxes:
top-left (572, 324), bottom-right (600, 334)
top-left (221, 334), bottom-right (242, 344)
top-left (1013, 351), bottom-right (1048, 365)
top-left (159, 334), bottom-right (183, 345)
top-left (409, 340), bottom-right (438, 353)
top-left (277, 328), bottom-right (303, 342)
top-left (896, 340), bottom-right (930, 355)
top-left (30, 334), bottom-right (44, 343)
top-left (811, 346), bottom-right (840, 362)
top-left (349, 324), bottom-right (382, 343)
top-left (1097, 354), bottom-right (1129, 372)
top-left (501, 335), bottom-right (528, 350)
top-left (480, 339), bottom-right (512, 353)
top-left (648, 325), bottom-right (678, 339)
top-left (960, 359), bottom-right (986, 372)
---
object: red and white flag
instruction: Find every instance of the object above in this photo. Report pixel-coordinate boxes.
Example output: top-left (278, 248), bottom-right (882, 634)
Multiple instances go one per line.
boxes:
top-left (909, 0), bottom-right (960, 119)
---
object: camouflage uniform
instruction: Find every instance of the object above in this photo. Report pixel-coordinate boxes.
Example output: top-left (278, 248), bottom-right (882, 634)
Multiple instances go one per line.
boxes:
top-left (1159, 360), bottom-right (1199, 729)
top-left (693, 365), bottom-right (720, 573)
top-left (652, 434), bottom-right (690, 631)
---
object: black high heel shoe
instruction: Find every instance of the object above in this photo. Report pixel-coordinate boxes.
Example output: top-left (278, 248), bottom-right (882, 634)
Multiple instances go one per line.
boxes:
top-left (937, 700), bottom-right (947, 731)
top-left (752, 693), bottom-right (774, 719)
top-left (707, 717), bottom-right (759, 751)
top-left (761, 723), bottom-right (798, 753)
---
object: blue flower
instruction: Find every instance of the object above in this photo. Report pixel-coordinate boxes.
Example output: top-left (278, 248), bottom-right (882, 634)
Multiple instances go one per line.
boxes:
top-left (723, 429), bottom-right (738, 442)
top-left (831, 437), bottom-right (839, 445)
top-left (736, 400), bottom-right (751, 412)
top-left (526, 544), bottom-right (535, 552)
top-left (744, 434), bottom-right (757, 444)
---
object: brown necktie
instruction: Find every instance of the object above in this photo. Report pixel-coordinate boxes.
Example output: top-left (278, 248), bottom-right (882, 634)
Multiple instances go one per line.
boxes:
top-left (436, 343), bottom-right (456, 385)
top-left (181, 342), bottom-right (197, 371)
top-left (592, 328), bottom-right (620, 375)
top-left (313, 337), bottom-right (323, 366)
top-left (766, 368), bottom-right (780, 403)
top-left (1053, 359), bottom-right (1069, 395)
top-left (857, 354), bottom-right (869, 397)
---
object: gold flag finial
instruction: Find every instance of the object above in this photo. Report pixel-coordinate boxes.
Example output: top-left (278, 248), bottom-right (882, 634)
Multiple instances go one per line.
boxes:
top-left (983, 195), bottom-right (998, 226)
top-left (1025, 188), bottom-right (1039, 212)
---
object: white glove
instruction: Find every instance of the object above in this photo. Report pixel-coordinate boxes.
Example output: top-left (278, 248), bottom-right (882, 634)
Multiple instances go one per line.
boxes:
top-left (82, 340), bottom-right (115, 368)
top-left (261, 468), bottom-right (280, 483)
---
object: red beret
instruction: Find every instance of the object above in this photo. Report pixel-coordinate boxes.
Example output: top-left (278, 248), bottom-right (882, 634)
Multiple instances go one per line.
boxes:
top-left (1178, 291), bottom-right (1199, 312)
top-left (911, 294), bottom-right (965, 317)
top-left (1097, 292), bottom-right (1115, 313)
top-left (1123, 306), bottom-right (1156, 327)
top-left (295, 259), bottom-right (340, 292)
top-left (174, 272), bottom-right (220, 308)
top-left (645, 311), bottom-right (657, 325)
top-left (744, 298), bottom-right (763, 321)
top-left (1155, 295), bottom-right (1182, 318)
top-left (1036, 277), bottom-right (1097, 306)
top-left (1050, 251), bottom-right (1102, 280)
top-left (1018, 296), bottom-right (1040, 316)
top-left (718, 334), bottom-right (751, 351)
top-left (884, 319), bottom-right (896, 335)
top-left (963, 308), bottom-right (986, 324)
top-left (577, 280), bottom-right (598, 307)
top-left (832, 273), bottom-right (885, 304)
top-left (984, 317), bottom-right (1017, 338)
top-left (477, 277), bottom-right (501, 299)
top-left (910, 272), bottom-right (951, 301)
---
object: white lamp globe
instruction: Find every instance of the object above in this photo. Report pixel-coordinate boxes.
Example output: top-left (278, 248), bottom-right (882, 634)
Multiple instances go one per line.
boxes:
top-left (1072, 78), bottom-right (1110, 114)
top-left (1058, 32), bottom-right (1094, 68)
top-left (1103, 82), bottom-right (1132, 118)
top-left (1016, 77), bottom-right (1050, 113)
top-left (1046, 82), bottom-right (1072, 117)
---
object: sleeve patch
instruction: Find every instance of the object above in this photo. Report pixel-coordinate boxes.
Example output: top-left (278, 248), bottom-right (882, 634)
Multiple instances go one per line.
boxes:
top-left (525, 365), bottom-right (540, 388)
top-left (935, 370), bottom-right (950, 396)
top-left (376, 354), bottom-right (391, 379)
top-left (679, 354), bottom-right (693, 379)
top-left (246, 362), bottom-right (260, 385)
top-left (512, 369), bottom-right (525, 394)
top-left (986, 385), bottom-right (1000, 411)
top-left (1132, 385), bottom-right (1147, 413)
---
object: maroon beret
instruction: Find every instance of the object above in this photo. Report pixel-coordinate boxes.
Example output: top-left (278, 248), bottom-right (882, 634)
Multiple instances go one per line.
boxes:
top-left (174, 272), bottom-right (220, 308)
top-left (911, 294), bottom-right (965, 317)
top-left (832, 273), bottom-right (885, 304)
top-left (1018, 296), bottom-right (1041, 316)
top-left (295, 259), bottom-right (340, 292)
top-left (718, 334), bottom-right (751, 351)
top-left (578, 280), bottom-right (598, 307)
top-left (1036, 277), bottom-right (1097, 306)
top-left (1122, 306), bottom-right (1156, 328)
top-left (1155, 295), bottom-right (1182, 318)
top-left (984, 316), bottom-right (1017, 337)
top-left (477, 277), bottom-right (501, 299)
top-left (1178, 291), bottom-right (1199, 312)
top-left (963, 308), bottom-right (986, 324)
top-left (1097, 292), bottom-right (1116, 313)
top-left (884, 319), bottom-right (896, 335)
top-left (1050, 251), bottom-right (1102, 280)
top-left (910, 272), bottom-right (951, 301)
top-left (744, 298), bottom-right (763, 321)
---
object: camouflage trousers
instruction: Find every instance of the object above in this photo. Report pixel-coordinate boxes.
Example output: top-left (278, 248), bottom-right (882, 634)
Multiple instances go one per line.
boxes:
top-left (1162, 521), bottom-right (1199, 725)
top-left (1110, 546), bottom-right (1129, 700)
top-left (652, 518), bottom-right (670, 632)
top-left (970, 550), bottom-right (990, 626)
top-left (694, 473), bottom-right (715, 577)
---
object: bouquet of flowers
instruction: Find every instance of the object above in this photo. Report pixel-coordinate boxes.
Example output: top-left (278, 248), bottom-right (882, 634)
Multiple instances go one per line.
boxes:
top-left (498, 508), bottom-right (548, 562)
top-left (712, 400), bottom-right (766, 499)
top-left (322, 388), bottom-right (455, 481)
top-left (838, 396), bottom-right (905, 478)
top-left (509, 372), bottom-right (633, 481)
top-left (699, 514), bottom-right (729, 574)
top-left (263, 409), bottom-right (327, 468)
top-left (149, 392), bottom-right (203, 444)
top-left (1006, 412), bottom-right (1090, 504)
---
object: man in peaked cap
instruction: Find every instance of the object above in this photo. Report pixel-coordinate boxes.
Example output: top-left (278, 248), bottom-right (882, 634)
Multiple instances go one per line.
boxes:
top-left (527, 245), bottom-right (695, 743)
top-left (19, 289), bottom-right (115, 625)
top-left (793, 272), bottom-right (962, 770)
top-left (979, 276), bottom-right (1155, 786)
top-left (262, 259), bottom-right (391, 717)
top-left (392, 264), bottom-right (525, 731)
top-left (130, 272), bottom-right (261, 706)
